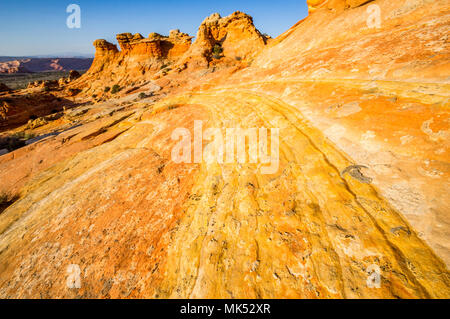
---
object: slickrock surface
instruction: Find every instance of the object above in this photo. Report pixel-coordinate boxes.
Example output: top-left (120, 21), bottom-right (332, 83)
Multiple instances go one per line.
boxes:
top-left (0, 1), bottom-right (449, 298)
top-left (308, 0), bottom-right (373, 12)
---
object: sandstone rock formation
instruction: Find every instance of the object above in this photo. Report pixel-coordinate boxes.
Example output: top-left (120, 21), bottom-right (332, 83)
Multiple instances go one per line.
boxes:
top-left (0, 92), bottom-right (74, 131)
top-left (70, 11), bottom-right (268, 97)
top-left (70, 31), bottom-right (192, 96)
top-left (27, 80), bottom-right (59, 90)
top-left (179, 11), bottom-right (269, 67)
top-left (116, 30), bottom-right (192, 59)
top-left (0, 1), bottom-right (449, 299)
top-left (57, 70), bottom-right (82, 87)
top-left (68, 70), bottom-right (81, 81)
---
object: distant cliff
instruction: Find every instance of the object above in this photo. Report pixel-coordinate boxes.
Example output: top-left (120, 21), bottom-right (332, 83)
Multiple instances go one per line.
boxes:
top-left (0, 58), bottom-right (93, 74)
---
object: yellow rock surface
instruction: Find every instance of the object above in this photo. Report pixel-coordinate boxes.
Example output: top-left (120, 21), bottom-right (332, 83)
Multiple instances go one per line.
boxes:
top-left (0, 0), bottom-right (449, 298)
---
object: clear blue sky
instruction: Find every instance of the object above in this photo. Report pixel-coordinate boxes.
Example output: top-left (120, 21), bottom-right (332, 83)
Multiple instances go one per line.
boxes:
top-left (0, 0), bottom-right (309, 56)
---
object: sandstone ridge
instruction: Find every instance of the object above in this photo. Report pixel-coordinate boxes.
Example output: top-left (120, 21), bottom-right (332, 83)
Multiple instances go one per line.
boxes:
top-left (70, 11), bottom-right (268, 97)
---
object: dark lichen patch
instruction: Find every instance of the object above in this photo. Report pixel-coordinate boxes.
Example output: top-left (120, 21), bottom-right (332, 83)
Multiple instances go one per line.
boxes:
top-left (0, 192), bottom-right (19, 215)
top-left (341, 165), bottom-right (373, 184)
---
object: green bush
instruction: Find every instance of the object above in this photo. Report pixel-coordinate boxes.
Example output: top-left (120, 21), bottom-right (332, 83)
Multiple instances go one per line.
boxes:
top-left (111, 84), bottom-right (121, 94)
top-left (138, 92), bottom-right (147, 99)
top-left (104, 86), bottom-right (111, 93)
top-left (212, 44), bottom-right (223, 59)
top-left (12, 131), bottom-right (35, 140)
top-left (24, 132), bottom-right (36, 140)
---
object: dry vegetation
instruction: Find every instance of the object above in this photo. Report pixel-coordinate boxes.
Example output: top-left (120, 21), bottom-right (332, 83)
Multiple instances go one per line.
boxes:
top-left (0, 70), bottom-right (87, 90)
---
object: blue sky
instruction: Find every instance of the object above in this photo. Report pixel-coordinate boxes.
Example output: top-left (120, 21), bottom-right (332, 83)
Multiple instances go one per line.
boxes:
top-left (0, 0), bottom-right (309, 56)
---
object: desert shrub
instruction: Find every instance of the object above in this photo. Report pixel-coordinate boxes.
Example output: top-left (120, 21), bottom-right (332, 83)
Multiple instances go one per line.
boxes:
top-left (0, 193), bottom-right (7, 205)
top-left (138, 93), bottom-right (147, 99)
top-left (12, 131), bottom-right (35, 140)
top-left (0, 132), bottom-right (36, 151)
top-left (212, 43), bottom-right (223, 59)
top-left (111, 84), bottom-right (121, 94)
top-left (104, 86), bottom-right (111, 93)
top-left (160, 62), bottom-right (172, 70)
top-left (213, 44), bottom-right (223, 55)
top-left (68, 88), bottom-right (81, 96)
top-left (29, 114), bottom-right (38, 120)
top-left (24, 132), bottom-right (35, 140)
top-left (0, 192), bottom-right (19, 214)
top-left (3, 135), bottom-right (24, 151)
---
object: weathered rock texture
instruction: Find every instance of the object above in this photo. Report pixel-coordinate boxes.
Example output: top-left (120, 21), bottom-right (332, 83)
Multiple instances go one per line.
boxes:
top-left (70, 31), bottom-right (193, 96)
top-left (179, 11), bottom-right (269, 67)
top-left (0, 1), bottom-right (449, 299)
top-left (69, 11), bottom-right (268, 97)
top-left (307, 0), bottom-right (373, 12)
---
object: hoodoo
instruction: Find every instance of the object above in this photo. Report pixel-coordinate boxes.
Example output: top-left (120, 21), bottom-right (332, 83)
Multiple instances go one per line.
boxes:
top-left (68, 11), bottom-right (269, 97)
